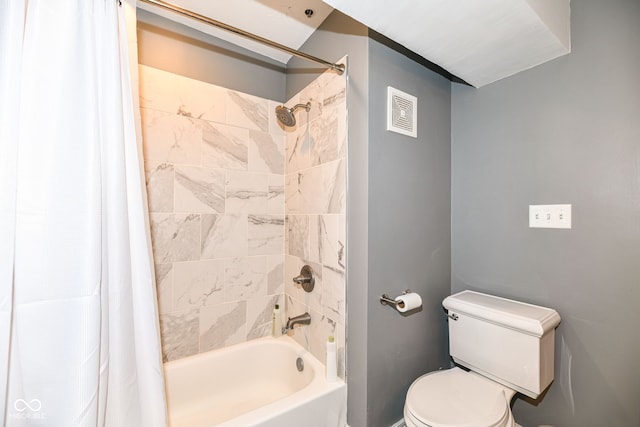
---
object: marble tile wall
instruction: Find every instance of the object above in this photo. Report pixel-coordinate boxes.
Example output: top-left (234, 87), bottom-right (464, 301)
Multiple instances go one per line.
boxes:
top-left (139, 65), bottom-right (286, 361)
top-left (283, 62), bottom-right (347, 380)
top-left (140, 63), bottom-right (347, 377)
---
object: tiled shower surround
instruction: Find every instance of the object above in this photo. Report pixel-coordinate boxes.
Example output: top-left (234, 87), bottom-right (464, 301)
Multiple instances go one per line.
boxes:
top-left (139, 64), bottom-right (346, 378)
top-left (284, 69), bottom-right (347, 378)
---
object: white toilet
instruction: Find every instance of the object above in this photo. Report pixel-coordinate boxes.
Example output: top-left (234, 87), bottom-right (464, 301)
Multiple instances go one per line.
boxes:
top-left (404, 290), bottom-right (561, 427)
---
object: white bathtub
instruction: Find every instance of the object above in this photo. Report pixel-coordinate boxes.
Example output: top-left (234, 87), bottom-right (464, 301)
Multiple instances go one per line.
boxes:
top-left (164, 335), bottom-right (347, 427)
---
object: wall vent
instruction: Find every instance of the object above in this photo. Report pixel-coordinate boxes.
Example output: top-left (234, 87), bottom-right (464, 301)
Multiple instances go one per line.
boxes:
top-left (386, 86), bottom-right (417, 138)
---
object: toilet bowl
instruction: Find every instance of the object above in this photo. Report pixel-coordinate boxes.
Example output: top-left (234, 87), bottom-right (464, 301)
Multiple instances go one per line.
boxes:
top-left (404, 368), bottom-right (517, 427)
top-left (403, 291), bottom-right (561, 427)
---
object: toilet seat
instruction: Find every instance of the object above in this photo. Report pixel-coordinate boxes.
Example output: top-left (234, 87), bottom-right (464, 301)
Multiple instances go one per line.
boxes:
top-left (404, 367), bottom-right (515, 427)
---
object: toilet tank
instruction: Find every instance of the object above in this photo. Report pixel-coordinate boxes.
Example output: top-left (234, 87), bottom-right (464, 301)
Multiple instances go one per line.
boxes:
top-left (443, 291), bottom-right (561, 399)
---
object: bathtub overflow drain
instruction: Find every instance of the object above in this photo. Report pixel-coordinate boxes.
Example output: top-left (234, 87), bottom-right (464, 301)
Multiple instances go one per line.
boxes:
top-left (296, 357), bottom-right (304, 372)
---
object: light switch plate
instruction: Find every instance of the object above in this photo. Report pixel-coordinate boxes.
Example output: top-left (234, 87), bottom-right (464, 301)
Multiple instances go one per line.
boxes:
top-left (529, 204), bottom-right (572, 229)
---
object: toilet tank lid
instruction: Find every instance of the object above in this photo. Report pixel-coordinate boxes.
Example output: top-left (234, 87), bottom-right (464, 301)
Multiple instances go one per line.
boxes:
top-left (443, 291), bottom-right (561, 337)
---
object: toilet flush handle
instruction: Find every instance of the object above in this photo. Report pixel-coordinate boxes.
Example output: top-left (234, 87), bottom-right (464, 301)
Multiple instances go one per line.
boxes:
top-left (446, 312), bottom-right (459, 321)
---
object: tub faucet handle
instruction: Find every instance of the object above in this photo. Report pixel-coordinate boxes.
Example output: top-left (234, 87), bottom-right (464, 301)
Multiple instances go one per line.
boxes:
top-left (293, 275), bottom-right (310, 284)
top-left (292, 265), bottom-right (315, 292)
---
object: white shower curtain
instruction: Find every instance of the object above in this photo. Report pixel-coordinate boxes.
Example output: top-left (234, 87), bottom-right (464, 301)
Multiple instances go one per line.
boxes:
top-left (0, 0), bottom-right (167, 425)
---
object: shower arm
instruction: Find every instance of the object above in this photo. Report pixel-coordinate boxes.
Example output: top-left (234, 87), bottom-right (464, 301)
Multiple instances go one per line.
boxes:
top-left (291, 103), bottom-right (311, 113)
top-left (138, 0), bottom-right (346, 75)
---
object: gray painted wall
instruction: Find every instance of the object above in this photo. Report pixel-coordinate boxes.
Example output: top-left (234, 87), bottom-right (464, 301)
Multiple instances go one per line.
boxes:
top-left (451, 0), bottom-right (640, 426)
top-left (137, 10), bottom-right (285, 101)
top-left (288, 14), bottom-right (452, 426)
top-left (366, 37), bottom-right (452, 427)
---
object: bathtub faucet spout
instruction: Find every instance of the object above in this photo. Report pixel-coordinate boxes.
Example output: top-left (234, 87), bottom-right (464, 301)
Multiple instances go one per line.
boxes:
top-left (284, 312), bottom-right (311, 332)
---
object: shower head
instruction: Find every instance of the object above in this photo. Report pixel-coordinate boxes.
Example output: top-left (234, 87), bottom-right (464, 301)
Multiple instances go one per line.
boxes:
top-left (275, 102), bottom-right (311, 127)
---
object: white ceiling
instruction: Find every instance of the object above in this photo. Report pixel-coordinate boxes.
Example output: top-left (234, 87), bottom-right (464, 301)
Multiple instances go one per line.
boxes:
top-left (324, 0), bottom-right (571, 87)
top-left (138, 0), bottom-right (571, 87)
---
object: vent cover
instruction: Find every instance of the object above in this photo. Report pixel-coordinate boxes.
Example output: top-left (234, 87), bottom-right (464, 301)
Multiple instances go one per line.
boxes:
top-left (386, 86), bottom-right (417, 138)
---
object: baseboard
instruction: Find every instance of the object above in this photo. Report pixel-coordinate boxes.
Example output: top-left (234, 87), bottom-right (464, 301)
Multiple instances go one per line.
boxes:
top-left (345, 418), bottom-right (405, 427)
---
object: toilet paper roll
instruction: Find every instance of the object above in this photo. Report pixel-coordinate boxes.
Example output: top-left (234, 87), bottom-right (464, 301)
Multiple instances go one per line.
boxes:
top-left (395, 292), bottom-right (422, 312)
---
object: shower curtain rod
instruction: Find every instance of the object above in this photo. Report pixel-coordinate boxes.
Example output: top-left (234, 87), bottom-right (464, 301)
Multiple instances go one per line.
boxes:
top-left (138, 0), bottom-right (346, 75)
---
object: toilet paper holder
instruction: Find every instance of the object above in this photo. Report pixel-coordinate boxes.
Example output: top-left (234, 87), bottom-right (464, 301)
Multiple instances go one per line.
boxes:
top-left (380, 290), bottom-right (412, 310)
